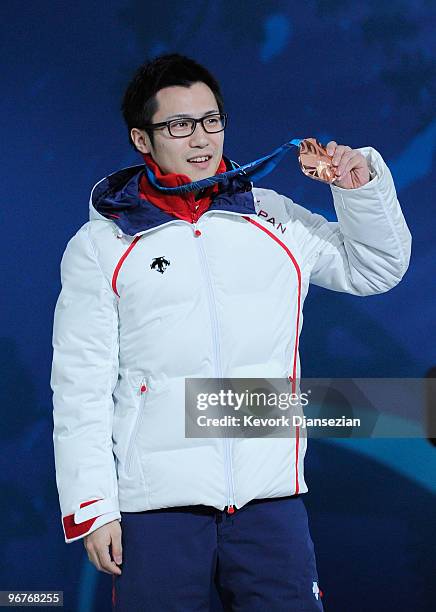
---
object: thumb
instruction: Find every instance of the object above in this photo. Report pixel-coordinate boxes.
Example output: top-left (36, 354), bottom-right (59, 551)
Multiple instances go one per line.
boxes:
top-left (111, 527), bottom-right (123, 565)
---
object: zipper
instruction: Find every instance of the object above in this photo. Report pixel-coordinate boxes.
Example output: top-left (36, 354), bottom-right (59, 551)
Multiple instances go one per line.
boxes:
top-left (195, 234), bottom-right (236, 514)
top-left (125, 376), bottom-right (148, 476)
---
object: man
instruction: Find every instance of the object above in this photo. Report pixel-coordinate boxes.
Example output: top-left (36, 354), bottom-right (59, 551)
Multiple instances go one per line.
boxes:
top-left (50, 54), bottom-right (411, 611)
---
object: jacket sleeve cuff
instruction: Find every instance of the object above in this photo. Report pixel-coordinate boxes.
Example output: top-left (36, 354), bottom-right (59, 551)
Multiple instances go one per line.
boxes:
top-left (62, 496), bottom-right (121, 544)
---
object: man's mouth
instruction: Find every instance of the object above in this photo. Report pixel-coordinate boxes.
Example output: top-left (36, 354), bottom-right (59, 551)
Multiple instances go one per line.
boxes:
top-left (187, 154), bottom-right (213, 164)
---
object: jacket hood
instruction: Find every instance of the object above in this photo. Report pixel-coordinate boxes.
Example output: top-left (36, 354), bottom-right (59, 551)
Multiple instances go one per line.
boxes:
top-left (89, 156), bottom-right (256, 236)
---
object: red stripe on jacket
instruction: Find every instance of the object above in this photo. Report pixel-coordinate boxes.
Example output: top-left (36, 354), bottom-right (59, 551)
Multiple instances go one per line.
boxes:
top-left (243, 216), bottom-right (302, 495)
top-left (63, 498), bottom-right (102, 540)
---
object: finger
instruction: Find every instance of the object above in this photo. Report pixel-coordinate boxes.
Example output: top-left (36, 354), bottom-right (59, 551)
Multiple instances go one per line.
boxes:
top-left (338, 152), bottom-right (362, 178)
top-left (96, 545), bottom-right (122, 575)
top-left (332, 145), bottom-right (351, 167)
top-left (337, 150), bottom-right (358, 176)
top-left (111, 530), bottom-right (123, 566)
top-left (86, 546), bottom-right (104, 573)
top-left (326, 141), bottom-right (337, 157)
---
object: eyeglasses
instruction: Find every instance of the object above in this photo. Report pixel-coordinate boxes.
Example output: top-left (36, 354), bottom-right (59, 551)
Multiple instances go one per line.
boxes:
top-left (142, 112), bottom-right (228, 138)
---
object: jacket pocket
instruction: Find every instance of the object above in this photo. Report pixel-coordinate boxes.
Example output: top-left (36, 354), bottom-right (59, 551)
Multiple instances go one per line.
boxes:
top-left (125, 376), bottom-right (148, 477)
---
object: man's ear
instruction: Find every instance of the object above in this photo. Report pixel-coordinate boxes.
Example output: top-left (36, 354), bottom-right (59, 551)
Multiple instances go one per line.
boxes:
top-left (130, 128), bottom-right (152, 155)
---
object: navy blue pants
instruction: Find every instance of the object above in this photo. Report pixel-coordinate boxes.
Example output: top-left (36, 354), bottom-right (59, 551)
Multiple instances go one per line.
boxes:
top-left (112, 495), bottom-right (324, 611)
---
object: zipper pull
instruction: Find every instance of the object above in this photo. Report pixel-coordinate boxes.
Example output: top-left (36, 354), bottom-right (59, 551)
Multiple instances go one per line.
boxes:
top-left (227, 504), bottom-right (235, 515)
top-left (139, 378), bottom-right (147, 394)
top-left (193, 224), bottom-right (202, 237)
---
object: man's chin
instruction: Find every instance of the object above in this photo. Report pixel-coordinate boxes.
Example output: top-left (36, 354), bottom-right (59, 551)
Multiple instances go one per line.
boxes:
top-left (184, 160), bottom-right (220, 183)
top-left (187, 171), bottom-right (214, 182)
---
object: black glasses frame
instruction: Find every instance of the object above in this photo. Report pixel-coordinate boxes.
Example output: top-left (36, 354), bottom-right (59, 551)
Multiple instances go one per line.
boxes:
top-left (142, 112), bottom-right (228, 138)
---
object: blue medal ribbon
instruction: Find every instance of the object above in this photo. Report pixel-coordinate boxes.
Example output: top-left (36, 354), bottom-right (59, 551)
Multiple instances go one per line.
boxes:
top-left (144, 138), bottom-right (303, 194)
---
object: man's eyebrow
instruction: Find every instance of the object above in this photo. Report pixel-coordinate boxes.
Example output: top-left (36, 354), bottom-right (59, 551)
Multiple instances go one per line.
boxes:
top-left (164, 110), bottom-right (219, 121)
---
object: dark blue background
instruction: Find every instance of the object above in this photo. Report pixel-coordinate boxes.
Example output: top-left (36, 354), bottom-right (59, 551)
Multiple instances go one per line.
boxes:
top-left (1, 1), bottom-right (435, 610)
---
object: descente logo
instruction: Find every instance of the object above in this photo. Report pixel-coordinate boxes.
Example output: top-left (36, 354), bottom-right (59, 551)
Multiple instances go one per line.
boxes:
top-left (150, 256), bottom-right (170, 274)
top-left (257, 210), bottom-right (286, 234)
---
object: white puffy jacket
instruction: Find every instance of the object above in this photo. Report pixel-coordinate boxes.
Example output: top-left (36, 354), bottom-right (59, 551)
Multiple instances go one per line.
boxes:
top-left (50, 147), bottom-right (411, 543)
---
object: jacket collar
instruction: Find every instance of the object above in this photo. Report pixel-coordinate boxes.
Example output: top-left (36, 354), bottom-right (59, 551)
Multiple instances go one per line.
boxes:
top-left (138, 154), bottom-right (227, 223)
top-left (89, 156), bottom-right (256, 237)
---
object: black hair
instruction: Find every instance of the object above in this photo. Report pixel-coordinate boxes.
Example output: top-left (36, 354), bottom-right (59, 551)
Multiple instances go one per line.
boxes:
top-left (121, 53), bottom-right (224, 150)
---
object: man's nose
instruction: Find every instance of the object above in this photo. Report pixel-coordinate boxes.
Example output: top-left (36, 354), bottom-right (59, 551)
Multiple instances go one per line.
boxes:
top-left (188, 123), bottom-right (210, 147)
